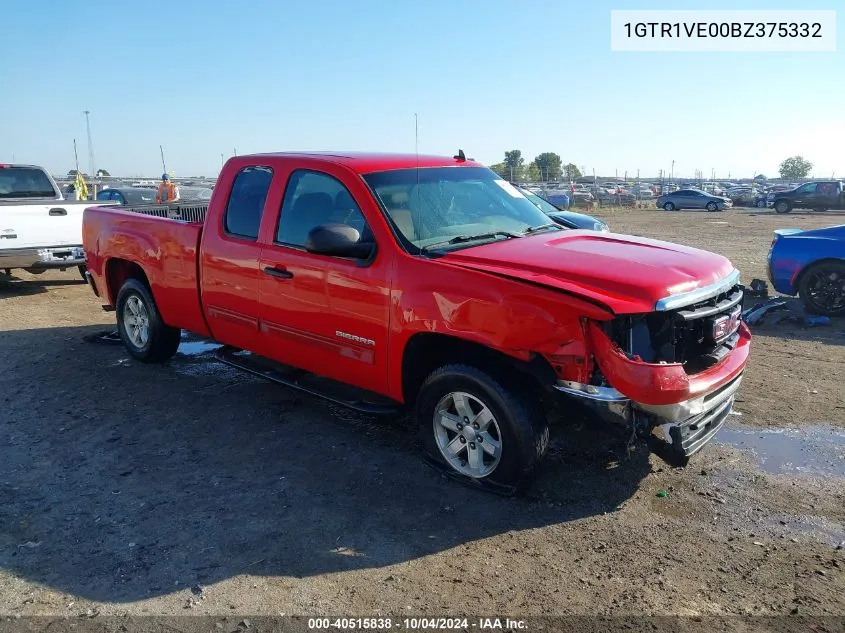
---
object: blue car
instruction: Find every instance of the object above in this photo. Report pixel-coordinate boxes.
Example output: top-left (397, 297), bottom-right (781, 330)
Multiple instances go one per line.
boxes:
top-left (518, 188), bottom-right (609, 231)
top-left (767, 224), bottom-right (845, 316)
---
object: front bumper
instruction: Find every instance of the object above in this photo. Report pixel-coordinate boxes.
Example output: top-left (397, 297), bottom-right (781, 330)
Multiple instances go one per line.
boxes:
top-left (555, 373), bottom-right (742, 464)
top-left (0, 246), bottom-right (85, 270)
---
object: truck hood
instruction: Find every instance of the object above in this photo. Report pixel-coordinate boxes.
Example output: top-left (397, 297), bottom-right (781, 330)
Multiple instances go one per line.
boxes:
top-left (439, 230), bottom-right (736, 314)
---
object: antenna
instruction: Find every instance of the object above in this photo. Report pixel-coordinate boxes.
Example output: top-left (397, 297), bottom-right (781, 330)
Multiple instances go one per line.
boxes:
top-left (413, 114), bottom-right (420, 245)
top-left (453, 149), bottom-right (466, 161)
top-left (83, 110), bottom-right (96, 177)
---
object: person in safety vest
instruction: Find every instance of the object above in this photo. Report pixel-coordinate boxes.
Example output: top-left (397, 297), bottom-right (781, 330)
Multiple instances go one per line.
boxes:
top-left (156, 173), bottom-right (180, 203)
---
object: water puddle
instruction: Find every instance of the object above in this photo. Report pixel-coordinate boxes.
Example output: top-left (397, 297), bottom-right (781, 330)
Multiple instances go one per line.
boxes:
top-left (714, 423), bottom-right (845, 478)
top-left (178, 340), bottom-right (222, 356)
top-left (177, 333), bottom-right (222, 357)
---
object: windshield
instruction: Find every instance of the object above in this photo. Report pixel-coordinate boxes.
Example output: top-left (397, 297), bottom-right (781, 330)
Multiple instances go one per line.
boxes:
top-left (362, 167), bottom-right (552, 251)
top-left (0, 166), bottom-right (58, 199)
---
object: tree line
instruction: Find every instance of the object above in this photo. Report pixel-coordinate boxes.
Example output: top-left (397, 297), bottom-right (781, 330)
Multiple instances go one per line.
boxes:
top-left (488, 151), bottom-right (817, 183)
top-left (489, 151), bottom-right (582, 183)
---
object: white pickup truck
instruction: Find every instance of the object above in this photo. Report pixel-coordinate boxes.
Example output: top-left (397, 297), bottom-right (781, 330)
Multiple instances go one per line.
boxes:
top-left (0, 163), bottom-right (108, 277)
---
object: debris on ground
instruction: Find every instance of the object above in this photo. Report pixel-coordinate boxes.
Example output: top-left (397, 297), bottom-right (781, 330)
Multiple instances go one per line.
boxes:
top-left (744, 279), bottom-right (769, 298)
top-left (656, 489), bottom-right (668, 498)
top-left (804, 316), bottom-right (831, 327)
top-left (742, 299), bottom-right (788, 325)
top-left (82, 330), bottom-right (122, 345)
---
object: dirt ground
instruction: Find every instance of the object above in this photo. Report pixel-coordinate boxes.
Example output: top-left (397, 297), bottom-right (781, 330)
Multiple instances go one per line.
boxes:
top-left (0, 207), bottom-right (843, 622)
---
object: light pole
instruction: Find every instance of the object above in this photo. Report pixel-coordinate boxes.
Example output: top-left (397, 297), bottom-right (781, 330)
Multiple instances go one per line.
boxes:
top-left (670, 159), bottom-right (674, 182)
top-left (83, 110), bottom-right (96, 177)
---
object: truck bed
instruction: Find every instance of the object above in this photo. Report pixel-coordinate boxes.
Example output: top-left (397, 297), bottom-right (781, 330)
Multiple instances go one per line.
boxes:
top-left (82, 203), bottom-right (211, 337)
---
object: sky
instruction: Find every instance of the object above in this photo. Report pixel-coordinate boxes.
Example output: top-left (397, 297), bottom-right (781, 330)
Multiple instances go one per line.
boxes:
top-left (1, 0), bottom-right (843, 179)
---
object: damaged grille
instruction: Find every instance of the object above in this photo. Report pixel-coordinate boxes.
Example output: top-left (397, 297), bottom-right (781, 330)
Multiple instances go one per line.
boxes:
top-left (608, 284), bottom-right (743, 375)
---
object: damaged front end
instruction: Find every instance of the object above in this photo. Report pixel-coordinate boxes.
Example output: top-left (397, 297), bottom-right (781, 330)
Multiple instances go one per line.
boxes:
top-left (554, 270), bottom-right (750, 465)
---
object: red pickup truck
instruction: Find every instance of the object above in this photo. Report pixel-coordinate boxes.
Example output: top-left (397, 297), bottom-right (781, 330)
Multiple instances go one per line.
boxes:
top-left (83, 152), bottom-right (751, 491)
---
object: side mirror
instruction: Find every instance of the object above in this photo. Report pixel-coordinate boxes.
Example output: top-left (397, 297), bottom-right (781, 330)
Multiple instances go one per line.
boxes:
top-left (305, 223), bottom-right (374, 259)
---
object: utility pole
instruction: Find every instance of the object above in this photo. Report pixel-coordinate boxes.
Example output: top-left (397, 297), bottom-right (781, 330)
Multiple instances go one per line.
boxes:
top-left (220, 153), bottom-right (225, 168)
top-left (414, 113), bottom-right (418, 155)
top-left (670, 159), bottom-right (675, 182)
top-left (83, 110), bottom-right (96, 177)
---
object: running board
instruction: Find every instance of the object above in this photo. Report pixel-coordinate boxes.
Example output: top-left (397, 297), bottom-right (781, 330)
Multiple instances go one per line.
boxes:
top-left (213, 345), bottom-right (402, 416)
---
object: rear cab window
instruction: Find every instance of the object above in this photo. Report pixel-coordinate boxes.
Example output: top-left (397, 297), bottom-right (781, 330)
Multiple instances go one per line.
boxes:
top-left (223, 166), bottom-right (273, 240)
top-left (0, 166), bottom-right (59, 199)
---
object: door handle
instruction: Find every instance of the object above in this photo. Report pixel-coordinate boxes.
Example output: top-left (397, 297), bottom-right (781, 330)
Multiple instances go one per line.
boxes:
top-left (49, 208), bottom-right (67, 216)
top-left (263, 266), bottom-right (294, 280)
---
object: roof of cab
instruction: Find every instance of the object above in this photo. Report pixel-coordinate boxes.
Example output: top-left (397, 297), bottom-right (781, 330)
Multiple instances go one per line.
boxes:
top-left (246, 152), bottom-right (483, 174)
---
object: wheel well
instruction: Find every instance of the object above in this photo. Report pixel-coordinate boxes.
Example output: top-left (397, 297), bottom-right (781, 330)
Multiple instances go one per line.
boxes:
top-left (106, 258), bottom-right (150, 304)
top-left (795, 258), bottom-right (845, 290)
top-left (400, 333), bottom-right (557, 405)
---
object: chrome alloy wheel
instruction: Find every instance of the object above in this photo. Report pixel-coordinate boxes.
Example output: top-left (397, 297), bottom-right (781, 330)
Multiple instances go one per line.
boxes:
top-left (433, 391), bottom-right (502, 478)
top-left (123, 295), bottom-right (150, 348)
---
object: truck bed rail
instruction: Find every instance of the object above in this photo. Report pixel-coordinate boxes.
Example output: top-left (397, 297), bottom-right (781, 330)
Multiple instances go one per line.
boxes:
top-left (119, 203), bottom-right (208, 224)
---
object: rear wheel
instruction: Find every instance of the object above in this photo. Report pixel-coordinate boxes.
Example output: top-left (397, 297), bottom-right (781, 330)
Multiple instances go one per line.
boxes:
top-left (798, 261), bottom-right (845, 317)
top-left (774, 200), bottom-right (791, 214)
top-left (116, 278), bottom-right (181, 362)
top-left (417, 364), bottom-right (548, 489)
top-left (756, 199), bottom-right (767, 208)
top-left (706, 201), bottom-right (718, 212)
top-left (663, 202), bottom-right (675, 211)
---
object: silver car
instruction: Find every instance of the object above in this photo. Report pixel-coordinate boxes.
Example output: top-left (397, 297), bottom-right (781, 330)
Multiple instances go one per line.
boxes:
top-left (656, 188), bottom-right (733, 212)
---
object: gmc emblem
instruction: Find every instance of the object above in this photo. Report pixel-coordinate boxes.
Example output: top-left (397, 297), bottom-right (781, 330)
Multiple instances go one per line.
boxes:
top-left (709, 307), bottom-right (741, 343)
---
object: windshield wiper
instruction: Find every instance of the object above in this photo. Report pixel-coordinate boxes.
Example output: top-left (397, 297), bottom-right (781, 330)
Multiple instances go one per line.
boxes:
top-left (420, 230), bottom-right (521, 253)
top-left (521, 223), bottom-right (562, 235)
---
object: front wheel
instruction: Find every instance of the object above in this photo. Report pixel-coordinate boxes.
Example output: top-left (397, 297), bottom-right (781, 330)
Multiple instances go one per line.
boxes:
top-left (706, 201), bottom-right (718, 212)
top-left (798, 261), bottom-right (845, 317)
top-left (663, 202), bottom-right (675, 211)
top-left (116, 278), bottom-right (181, 363)
top-left (417, 364), bottom-right (548, 489)
top-left (756, 199), bottom-right (767, 208)
top-left (774, 200), bottom-right (791, 214)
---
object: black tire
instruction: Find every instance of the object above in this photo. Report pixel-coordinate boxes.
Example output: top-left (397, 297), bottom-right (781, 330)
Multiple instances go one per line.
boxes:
top-left (416, 364), bottom-right (549, 489)
top-left (115, 278), bottom-right (181, 363)
top-left (706, 201), bottom-right (718, 212)
top-left (663, 202), bottom-right (675, 211)
top-left (798, 261), bottom-right (845, 317)
top-left (774, 200), bottom-right (791, 214)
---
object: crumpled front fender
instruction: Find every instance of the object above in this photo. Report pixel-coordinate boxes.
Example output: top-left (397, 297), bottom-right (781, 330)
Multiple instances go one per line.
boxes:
top-left (586, 320), bottom-right (751, 406)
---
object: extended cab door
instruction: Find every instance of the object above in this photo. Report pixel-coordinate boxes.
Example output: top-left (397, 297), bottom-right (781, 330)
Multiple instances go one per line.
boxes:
top-left (199, 164), bottom-right (278, 351)
top-left (257, 166), bottom-right (392, 395)
top-left (817, 182), bottom-right (840, 209)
